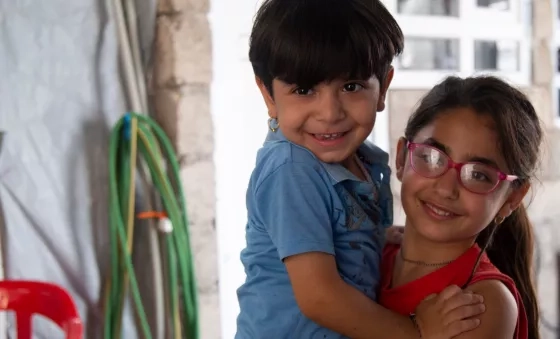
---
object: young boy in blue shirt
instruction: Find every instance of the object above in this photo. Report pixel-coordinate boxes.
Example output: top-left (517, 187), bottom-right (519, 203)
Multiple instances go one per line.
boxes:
top-left (236, 1), bottom-right (485, 338)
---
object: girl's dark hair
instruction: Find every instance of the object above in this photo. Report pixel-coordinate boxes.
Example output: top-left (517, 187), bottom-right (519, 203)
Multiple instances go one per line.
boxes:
top-left (248, 0), bottom-right (404, 95)
top-left (405, 76), bottom-right (542, 339)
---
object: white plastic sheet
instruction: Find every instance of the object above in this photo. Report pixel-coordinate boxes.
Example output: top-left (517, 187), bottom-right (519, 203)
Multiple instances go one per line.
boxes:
top-left (0, 0), bottom-right (155, 337)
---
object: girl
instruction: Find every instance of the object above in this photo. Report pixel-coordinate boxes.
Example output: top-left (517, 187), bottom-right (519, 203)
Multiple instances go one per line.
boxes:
top-left (380, 75), bottom-right (542, 339)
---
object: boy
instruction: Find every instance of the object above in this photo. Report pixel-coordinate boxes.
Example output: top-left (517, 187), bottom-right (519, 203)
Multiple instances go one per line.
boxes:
top-left (235, 1), bottom-right (484, 338)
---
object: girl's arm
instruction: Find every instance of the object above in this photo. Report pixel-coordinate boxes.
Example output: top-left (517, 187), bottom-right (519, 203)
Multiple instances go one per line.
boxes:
top-left (450, 280), bottom-right (517, 339)
top-left (285, 252), bottom-right (484, 339)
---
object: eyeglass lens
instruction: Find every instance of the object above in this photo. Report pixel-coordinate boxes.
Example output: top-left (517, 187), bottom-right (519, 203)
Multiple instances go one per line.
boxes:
top-left (410, 145), bottom-right (500, 193)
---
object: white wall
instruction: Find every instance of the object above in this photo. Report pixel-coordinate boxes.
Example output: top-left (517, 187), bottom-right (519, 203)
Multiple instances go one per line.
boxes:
top-left (209, 1), bottom-right (266, 338)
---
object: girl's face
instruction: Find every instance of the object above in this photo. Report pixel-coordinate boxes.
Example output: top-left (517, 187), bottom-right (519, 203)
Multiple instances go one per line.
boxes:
top-left (396, 107), bottom-right (528, 244)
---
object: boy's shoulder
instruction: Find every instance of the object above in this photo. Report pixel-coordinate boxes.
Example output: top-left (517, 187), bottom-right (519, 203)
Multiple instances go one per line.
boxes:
top-left (358, 140), bottom-right (389, 166)
top-left (254, 139), bottom-right (326, 177)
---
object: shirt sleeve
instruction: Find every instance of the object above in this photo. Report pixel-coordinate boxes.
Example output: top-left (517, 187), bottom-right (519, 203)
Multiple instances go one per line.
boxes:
top-left (254, 161), bottom-right (335, 260)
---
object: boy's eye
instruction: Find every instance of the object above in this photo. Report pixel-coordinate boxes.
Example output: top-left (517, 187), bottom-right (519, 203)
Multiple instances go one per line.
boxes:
top-left (293, 87), bottom-right (314, 96)
top-left (343, 83), bottom-right (364, 92)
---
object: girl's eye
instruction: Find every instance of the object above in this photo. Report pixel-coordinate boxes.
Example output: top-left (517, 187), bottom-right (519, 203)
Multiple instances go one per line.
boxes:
top-left (471, 171), bottom-right (491, 182)
top-left (343, 83), bottom-right (364, 92)
top-left (293, 88), bottom-right (314, 96)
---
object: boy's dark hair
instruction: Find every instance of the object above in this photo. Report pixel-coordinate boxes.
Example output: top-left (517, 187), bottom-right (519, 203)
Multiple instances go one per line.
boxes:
top-left (405, 75), bottom-right (543, 339)
top-left (249, 0), bottom-right (404, 95)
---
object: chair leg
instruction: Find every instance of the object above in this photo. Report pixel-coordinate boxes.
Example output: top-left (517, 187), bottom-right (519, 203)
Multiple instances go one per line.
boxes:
top-left (64, 319), bottom-right (83, 339)
top-left (15, 313), bottom-right (31, 339)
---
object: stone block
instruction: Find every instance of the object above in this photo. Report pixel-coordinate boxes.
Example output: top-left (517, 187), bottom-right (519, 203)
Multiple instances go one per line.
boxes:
top-left (532, 0), bottom-right (554, 40)
top-left (176, 83), bottom-right (213, 157)
top-left (158, 0), bottom-right (209, 14)
top-left (539, 128), bottom-right (560, 181)
top-left (153, 13), bottom-right (212, 87)
top-left (151, 87), bottom-right (179, 147)
top-left (527, 179), bottom-right (560, 339)
top-left (179, 162), bottom-right (216, 236)
top-left (198, 293), bottom-right (222, 339)
top-left (152, 15), bottom-right (179, 89)
top-left (531, 43), bottom-right (553, 87)
top-left (524, 86), bottom-right (553, 128)
top-left (173, 12), bottom-right (212, 84)
top-left (178, 144), bottom-right (216, 288)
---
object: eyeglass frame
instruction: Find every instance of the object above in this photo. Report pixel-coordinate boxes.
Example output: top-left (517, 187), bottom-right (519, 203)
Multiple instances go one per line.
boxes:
top-left (406, 141), bottom-right (518, 194)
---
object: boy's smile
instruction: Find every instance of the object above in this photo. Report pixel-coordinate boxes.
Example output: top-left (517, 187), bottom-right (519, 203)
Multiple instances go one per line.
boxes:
top-left (310, 132), bottom-right (348, 147)
top-left (256, 71), bottom-right (393, 169)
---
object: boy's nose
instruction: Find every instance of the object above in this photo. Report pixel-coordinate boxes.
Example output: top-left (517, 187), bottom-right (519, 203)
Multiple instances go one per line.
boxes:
top-left (316, 93), bottom-right (345, 123)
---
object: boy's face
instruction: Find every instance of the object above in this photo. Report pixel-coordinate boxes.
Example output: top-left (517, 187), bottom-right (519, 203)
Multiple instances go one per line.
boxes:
top-left (256, 68), bottom-right (393, 165)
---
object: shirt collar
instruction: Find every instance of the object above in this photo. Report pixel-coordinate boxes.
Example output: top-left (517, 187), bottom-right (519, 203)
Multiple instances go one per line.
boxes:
top-left (264, 129), bottom-right (387, 184)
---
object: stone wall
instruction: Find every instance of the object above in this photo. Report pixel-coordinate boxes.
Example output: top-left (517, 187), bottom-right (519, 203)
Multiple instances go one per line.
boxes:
top-left (152, 0), bottom-right (220, 338)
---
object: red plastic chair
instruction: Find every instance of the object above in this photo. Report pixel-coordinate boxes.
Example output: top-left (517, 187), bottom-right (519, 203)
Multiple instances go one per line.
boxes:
top-left (0, 280), bottom-right (83, 339)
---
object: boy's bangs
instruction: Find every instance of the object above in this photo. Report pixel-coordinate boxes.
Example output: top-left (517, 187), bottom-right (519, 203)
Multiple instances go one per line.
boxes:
top-left (268, 23), bottom-right (378, 87)
top-left (272, 38), bottom-right (375, 87)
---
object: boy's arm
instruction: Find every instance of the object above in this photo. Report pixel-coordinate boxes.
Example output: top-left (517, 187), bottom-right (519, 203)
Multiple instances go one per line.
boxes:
top-left (256, 161), bottom-right (482, 338)
top-left (285, 252), bottom-right (417, 338)
top-left (285, 252), bottom-right (483, 339)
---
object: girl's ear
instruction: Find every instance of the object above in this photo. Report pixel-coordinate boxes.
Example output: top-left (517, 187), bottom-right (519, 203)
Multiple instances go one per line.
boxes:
top-left (498, 182), bottom-right (531, 218)
top-left (395, 137), bottom-right (407, 182)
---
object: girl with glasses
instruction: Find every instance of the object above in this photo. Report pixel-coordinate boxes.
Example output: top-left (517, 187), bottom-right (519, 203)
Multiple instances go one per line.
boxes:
top-left (379, 75), bottom-right (542, 339)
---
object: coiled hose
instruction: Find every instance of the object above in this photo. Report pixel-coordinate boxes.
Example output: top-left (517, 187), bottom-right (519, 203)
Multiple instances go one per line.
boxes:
top-left (104, 112), bottom-right (199, 339)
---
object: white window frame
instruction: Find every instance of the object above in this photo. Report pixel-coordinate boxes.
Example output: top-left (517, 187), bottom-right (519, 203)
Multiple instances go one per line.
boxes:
top-left (383, 0), bottom-right (531, 89)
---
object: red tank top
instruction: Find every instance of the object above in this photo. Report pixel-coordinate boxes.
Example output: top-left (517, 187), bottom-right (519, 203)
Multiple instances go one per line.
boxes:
top-left (379, 244), bottom-right (528, 339)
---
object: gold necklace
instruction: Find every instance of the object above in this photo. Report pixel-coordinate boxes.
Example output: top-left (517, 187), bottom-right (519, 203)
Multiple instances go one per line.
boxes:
top-left (399, 249), bottom-right (454, 267)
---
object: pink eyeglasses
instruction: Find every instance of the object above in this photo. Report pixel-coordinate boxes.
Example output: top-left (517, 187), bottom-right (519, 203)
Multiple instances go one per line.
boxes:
top-left (407, 142), bottom-right (517, 194)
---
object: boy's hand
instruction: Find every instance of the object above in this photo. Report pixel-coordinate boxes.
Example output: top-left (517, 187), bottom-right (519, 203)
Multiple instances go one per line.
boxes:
top-left (414, 285), bottom-right (485, 338)
top-left (385, 225), bottom-right (404, 244)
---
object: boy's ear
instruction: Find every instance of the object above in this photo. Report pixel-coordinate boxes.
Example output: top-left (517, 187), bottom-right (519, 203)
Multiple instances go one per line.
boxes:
top-left (255, 76), bottom-right (276, 118)
top-left (377, 66), bottom-right (394, 112)
top-left (395, 137), bottom-right (407, 181)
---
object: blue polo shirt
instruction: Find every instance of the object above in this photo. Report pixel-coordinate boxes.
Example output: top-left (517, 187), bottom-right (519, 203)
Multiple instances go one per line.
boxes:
top-left (235, 130), bottom-right (393, 339)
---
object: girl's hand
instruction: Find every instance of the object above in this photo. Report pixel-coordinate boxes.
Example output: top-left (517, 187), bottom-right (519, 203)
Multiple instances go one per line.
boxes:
top-left (414, 285), bottom-right (485, 338)
top-left (385, 225), bottom-right (404, 244)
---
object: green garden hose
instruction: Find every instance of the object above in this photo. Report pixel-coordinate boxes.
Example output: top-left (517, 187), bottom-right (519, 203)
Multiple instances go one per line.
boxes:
top-left (104, 112), bottom-right (199, 339)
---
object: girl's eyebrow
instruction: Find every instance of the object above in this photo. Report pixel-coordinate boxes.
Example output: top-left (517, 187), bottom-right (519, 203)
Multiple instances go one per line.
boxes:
top-left (422, 137), bottom-right (448, 154)
top-left (422, 137), bottom-right (500, 168)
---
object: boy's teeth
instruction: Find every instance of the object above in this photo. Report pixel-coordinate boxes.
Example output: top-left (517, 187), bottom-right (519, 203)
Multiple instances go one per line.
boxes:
top-left (315, 133), bottom-right (343, 140)
top-left (426, 203), bottom-right (451, 216)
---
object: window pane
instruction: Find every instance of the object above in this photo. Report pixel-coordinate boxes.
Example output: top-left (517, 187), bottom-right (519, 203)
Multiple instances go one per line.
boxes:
top-left (399, 38), bottom-right (460, 71)
top-left (476, 0), bottom-right (509, 10)
top-left (474, 40), bottom-right (519, 71)
top-left (397, 0), bottom-right (459, 16)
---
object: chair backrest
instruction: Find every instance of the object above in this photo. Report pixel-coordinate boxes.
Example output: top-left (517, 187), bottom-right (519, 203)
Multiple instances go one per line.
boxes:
top-left (0, 280), bottom-right (83, 339)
